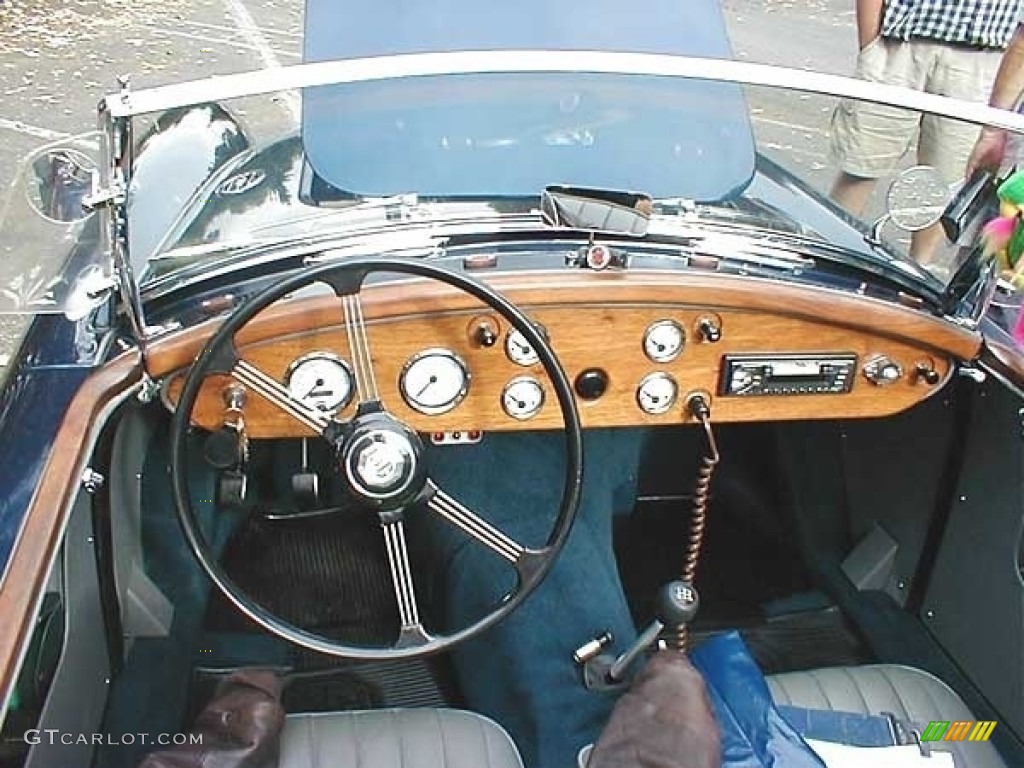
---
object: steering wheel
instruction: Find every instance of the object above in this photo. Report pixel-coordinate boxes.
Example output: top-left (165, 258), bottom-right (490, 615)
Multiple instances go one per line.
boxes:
top-left (170, 258), bottom-right (583, 660)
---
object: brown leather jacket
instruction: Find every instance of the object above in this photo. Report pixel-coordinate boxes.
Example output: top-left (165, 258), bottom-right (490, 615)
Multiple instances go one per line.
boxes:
top-left (587, 651), bottom-right (721, 768)
top-left (138, 669), bottom-right (285, 768)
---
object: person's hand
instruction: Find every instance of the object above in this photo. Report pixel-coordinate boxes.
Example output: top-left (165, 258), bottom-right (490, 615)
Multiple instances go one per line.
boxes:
top-left (966, 126), bottom-right (1009, 180)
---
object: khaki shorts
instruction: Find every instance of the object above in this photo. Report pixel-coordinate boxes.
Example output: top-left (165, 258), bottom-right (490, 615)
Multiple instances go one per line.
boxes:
top-left (830, 36), bottom-right (1001, 184)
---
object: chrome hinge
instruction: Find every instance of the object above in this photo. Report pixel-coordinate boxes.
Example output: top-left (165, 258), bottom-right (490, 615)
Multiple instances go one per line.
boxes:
top-left (82, 176), bottom-right (126, 212)
top-left (81, 467), bottom-right (106, 493)
top-left (137, 374), bottom-right (161, 403)
top-left (958, 365), bottom-right (987, 383)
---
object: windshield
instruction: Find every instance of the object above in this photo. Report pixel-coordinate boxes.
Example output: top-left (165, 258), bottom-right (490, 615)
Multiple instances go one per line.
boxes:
top-left (135, 65), bottom-right (1021, 294)
top-left (3, 60), bottom-right (1022, 317)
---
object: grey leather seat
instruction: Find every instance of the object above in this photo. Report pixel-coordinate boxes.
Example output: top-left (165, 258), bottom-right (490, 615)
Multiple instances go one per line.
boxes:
top-left (277, 665), bottom-right (1006, 768)
top-left (279, 707), bottom-right (524, 768)
top-left (767, 664), bottom-right (1007, 768)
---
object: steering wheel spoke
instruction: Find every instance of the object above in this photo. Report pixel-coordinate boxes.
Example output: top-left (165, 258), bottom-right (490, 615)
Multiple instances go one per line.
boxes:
top-left (342, 293), bottom-right (381, 406)
top-left (231, 359), bottom-right (331, 435)
top-left (425, 484), bottom-right (530, 565)
top-left (380, 515), bottom-right (429, 644)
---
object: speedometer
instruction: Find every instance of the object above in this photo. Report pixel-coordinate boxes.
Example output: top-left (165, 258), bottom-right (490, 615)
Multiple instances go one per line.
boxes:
top-left (400, 348), bottom-right (470, 415)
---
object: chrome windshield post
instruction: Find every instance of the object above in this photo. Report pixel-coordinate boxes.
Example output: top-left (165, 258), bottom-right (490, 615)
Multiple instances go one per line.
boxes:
top-left (96, 89), bottom-right (149, 355)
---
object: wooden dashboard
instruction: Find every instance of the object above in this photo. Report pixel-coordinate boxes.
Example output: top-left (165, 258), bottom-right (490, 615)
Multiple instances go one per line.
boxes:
top-left (154, 270), bottom-right (976, 438)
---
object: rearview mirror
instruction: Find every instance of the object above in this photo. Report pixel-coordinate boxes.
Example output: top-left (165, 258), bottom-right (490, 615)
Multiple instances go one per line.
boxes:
top-left (27, 148), bottom-right (96, 223)
top-left (541, 185), bottom-right (651, 236)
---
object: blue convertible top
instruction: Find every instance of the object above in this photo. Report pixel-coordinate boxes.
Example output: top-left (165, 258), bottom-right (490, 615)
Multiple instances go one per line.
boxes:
top-left (301, 0), bottom-right (755, 201)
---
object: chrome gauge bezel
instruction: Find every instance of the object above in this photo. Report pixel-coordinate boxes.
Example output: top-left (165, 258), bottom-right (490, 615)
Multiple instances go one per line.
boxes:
top-left (636, 371), bottom-right (678, 415)
top-left (504, 328), bottom-right (540, 366)
top-left (284, 351), bottom-right (355, 415)
top-left (399, 347), bottom-right (471, 416)
top-left (643, 319), bottom-right (686, 363)
top-left (501, 375), bottom-right (546, 420)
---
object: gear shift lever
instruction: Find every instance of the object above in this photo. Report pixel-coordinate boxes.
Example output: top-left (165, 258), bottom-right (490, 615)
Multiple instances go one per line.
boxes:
top-left (605, 580), bottom-right (699, 683)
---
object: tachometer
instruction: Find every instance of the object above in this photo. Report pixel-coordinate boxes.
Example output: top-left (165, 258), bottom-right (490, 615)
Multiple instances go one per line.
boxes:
top-left (285, 352), bottom-right (354, 414)
top-left (400, 348), bottom-right (470, 415)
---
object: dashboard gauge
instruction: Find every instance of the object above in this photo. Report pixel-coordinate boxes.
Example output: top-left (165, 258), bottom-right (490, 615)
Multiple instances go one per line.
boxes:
top-left (285, 353), bottom-right (354, 414)
top-left (643, 320), bottom-right (686, 363)
top-left (505, 328), bottom-right (540, 366)
top-left (636, 372), bottom-right (678, 415)
top-left (400, 348), bottom-right (470, 415)
top-left (502, 376), bottom-right (545, 420)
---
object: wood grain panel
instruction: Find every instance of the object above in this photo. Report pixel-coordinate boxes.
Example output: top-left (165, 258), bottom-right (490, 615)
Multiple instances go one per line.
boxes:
top-left (164, 294), bottom-right (955, 437)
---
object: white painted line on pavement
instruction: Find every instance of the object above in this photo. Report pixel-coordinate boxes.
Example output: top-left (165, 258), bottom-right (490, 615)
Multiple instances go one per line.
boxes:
top-left (177, 18), bottom-right (302, 39)
top-left (149, 26), bottom-right (301, 59)
top-left (0, 118), bottom-right (71, 142)
top-left (221, 0), bottom-right (300, 122)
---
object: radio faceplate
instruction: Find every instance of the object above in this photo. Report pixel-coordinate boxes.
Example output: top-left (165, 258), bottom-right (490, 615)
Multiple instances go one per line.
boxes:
top-left (720, 353), bottom-right (857, 396)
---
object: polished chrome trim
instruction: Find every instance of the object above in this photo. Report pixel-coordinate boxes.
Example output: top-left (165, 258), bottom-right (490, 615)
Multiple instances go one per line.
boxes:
top-left (398, 347), bottom-right (471, 416)
top-left (104, 50), bottom-right (1024, 132)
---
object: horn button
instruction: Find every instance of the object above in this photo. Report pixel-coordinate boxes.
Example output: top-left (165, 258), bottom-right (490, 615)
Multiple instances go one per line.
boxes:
top-left (342, 420), bottom-right (424, 505)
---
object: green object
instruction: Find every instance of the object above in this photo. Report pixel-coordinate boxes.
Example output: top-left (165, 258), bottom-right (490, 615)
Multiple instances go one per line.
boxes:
top-left (1009, 214), bottom-right (1024, 268)
top-left (999, 170), bottom-right (1024, 204)
top-left (8, 685), bottom-right (20, 712)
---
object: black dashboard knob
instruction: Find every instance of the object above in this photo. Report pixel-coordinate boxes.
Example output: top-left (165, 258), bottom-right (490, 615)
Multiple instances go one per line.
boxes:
top-left (574, 368), bottom-right (609, 400)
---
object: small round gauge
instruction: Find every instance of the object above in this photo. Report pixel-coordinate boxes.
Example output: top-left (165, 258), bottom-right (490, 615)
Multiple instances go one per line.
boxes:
top-left (505, 328), bottom-right (540, 366)
top-left (643, 320), bottom-right (686, 363)
top-left (400, 348), bottom-right (470, 415)
top-left (502, 376), bottom-right (545, 420)
top-left (285, 352), bottom-right (354, 414)
top-left (636, 372), bottom-right (678, 415)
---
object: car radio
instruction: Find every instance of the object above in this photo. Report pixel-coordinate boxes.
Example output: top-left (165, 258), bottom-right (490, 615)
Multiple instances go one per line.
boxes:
top-left (720, 354), bottom-right (857, 396)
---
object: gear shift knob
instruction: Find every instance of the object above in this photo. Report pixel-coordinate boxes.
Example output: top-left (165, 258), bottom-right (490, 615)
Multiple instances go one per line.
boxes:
top-left (656, 581), bottom-right (699, 628)
top-left (604, 582), bottom-right (700, 683)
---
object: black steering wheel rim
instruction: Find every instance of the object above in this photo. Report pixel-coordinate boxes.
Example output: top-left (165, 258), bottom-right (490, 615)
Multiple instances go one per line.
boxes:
top-left (170, 257), bottom-right (583, 660)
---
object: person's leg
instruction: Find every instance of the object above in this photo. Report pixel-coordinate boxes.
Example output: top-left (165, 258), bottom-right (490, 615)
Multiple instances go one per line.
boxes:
top-left (829, 38), bottom-right (923, 216)
top-left (916, 43), bottom-right (1003, 268)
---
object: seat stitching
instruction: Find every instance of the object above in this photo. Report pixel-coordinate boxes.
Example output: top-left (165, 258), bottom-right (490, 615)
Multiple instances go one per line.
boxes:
top-left (480, 715), bottom-right (494, 768)
top-left (354, 711), bottom-right (366, 768)
top-left (840, 666), bottom-right (871, 714)
top-left (809, 670), bottom-right (837, 709)
top-left (303, 715), bottom-right (314, 768)
top-left (436, 709), bottom-right (450, 768)
top-left (394, 710), bottom-right (406, 768)
top-left (878, 668), bottom-right (915, 721)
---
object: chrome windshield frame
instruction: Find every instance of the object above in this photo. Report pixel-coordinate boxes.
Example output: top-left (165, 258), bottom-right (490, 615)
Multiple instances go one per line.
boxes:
top-left (101, 49), bottom-right (1024, 133)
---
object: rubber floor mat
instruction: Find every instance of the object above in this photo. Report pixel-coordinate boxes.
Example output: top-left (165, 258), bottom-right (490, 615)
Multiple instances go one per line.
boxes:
top-left (206, 510), bottom-right (399, 645)
top-left (691, 607), bottom-right (869, 676)
top-left (201, 510), bottom-right (457, 713)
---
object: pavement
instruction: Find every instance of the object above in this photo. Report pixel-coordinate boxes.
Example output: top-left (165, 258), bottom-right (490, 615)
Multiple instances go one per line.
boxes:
top-left (0, 0), bottom-right (861, 365)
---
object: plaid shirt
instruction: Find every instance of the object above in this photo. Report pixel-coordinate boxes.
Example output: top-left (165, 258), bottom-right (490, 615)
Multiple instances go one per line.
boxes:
top-left (882, 0), bottom-right (1024, 48)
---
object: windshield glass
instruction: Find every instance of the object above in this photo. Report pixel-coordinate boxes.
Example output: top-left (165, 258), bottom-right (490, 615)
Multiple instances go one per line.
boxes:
top-left (136, 69), bottom-right (1022, 294)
